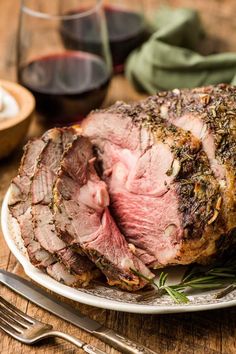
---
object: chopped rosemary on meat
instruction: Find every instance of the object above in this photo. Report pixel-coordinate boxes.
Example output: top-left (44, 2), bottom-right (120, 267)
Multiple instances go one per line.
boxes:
top-left (132, 257), bottom-right (236, 304)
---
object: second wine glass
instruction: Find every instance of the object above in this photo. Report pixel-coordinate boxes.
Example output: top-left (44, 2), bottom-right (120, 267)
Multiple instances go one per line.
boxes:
top-left (59, 0), bottom-right (148, 74)
top-left (17, 0), bottom-right (112, 124)
top-left (102, 0), bottom-right (148, 73)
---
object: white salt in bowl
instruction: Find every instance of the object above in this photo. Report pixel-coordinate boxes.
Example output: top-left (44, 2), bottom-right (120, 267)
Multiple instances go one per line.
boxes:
top-left (0, 80), bottom-right (35, 159)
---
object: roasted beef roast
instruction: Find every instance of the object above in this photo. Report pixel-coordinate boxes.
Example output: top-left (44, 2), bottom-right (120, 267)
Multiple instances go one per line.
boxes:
top-left (82, 84), bottom-right (236, 268)
top-left (8, 84), bottom-right (236, 290)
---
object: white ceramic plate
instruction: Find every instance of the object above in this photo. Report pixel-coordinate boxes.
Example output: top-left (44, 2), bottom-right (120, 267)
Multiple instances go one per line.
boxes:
top-left (1, 188), bottom-right (236, 314)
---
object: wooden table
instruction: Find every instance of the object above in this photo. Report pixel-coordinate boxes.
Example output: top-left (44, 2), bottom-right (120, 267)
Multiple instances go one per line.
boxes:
top-left (0, 1), bottom-right (235, 353)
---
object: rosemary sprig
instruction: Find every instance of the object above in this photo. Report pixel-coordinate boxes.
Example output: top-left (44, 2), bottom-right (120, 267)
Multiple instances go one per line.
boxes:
top-left (133, 257), bottom-right (236, 304)
top-left (133, 270), bottom-right (189, 304)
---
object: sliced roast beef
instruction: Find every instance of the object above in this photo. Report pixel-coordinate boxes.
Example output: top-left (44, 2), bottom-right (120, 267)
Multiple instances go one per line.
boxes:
top-left (30, 127), bottom-right (96, 285)
top-left (9, 133), bottom-right (55, 267)
top-left (9, 138), bottom-right (46, 217)
top-left (47, 262), bottom-right (86, 286)
top-left (54, 136), bottom-right (154, 290)
top-left (82, 94), bottom-right (230, 267)
top-left (9, 128), bottom-right (96, 286)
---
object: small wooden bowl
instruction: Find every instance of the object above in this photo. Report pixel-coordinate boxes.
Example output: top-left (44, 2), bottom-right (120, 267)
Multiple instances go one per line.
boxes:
top-left (0, 80), bottom-right (35, 159)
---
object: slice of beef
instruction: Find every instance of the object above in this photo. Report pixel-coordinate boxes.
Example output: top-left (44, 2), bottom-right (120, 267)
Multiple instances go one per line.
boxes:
top-left (9, 138), bottom-right (46, 217)
top-left (30, 127), bottom-right (96, 285)
top-left (47, 262), bottom-right (86, 286)
top-left (54, 136), bottom-right (154, 290)
top-left (9, 128), bottom-right (96, 286)
top-left (9, 133), bottom-right (55, 267)
top-left (81, 96), bottom-right (228, 268)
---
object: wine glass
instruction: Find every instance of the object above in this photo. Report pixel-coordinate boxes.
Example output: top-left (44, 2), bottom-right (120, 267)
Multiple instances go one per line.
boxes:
top-left (17, 0), bottom-right (112, 124)
top-left (59, 0), bottom-right (148, 74)
top-left (102, 0), bottom-right (148, 73)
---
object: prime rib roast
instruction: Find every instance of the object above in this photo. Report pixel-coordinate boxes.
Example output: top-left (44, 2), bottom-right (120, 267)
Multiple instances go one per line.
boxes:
top-left (8, 84), bottom-right (236, 291)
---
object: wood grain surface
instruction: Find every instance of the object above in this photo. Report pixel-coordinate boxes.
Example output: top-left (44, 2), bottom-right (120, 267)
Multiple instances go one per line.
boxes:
top-left (0, 1), bottom-right (235, 353)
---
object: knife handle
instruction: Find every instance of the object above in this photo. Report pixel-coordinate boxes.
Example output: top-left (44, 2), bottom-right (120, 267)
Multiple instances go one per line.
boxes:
top-left (93, 328), bottom-right (156, 354)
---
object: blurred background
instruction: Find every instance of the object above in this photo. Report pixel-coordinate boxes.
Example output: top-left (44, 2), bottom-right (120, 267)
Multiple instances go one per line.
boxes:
top-left (1, 0), bottom-right (236, 87)
top-left (0, 0), bottom-right (236, 152)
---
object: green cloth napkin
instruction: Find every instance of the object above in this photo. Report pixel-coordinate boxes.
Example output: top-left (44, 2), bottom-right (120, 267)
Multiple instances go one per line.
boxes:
top-left (125, 7), bottom-right (236, 93)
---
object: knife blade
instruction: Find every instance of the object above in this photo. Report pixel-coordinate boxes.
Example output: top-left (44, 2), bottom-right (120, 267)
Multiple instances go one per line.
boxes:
top-left (0, 270), bottom-right (156, 354)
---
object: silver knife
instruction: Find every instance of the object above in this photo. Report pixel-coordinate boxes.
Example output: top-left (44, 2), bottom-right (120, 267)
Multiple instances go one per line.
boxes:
top-left (0, 270), bottom-right (156, 354)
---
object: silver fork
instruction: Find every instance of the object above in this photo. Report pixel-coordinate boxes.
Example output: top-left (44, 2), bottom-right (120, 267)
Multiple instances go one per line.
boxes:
top-left (0, 296), bottom-right (105, 354)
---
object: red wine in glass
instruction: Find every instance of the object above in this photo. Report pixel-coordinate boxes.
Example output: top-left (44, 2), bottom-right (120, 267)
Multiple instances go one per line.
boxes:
top-left (18, 51), bottom-right (110, 123)
top-left (61, 6), bottom-right (148, 73)
top-left (105, 6), bottom-right (148, 72)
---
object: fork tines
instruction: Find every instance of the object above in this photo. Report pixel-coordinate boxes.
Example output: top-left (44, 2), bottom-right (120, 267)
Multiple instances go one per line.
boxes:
top-left (0, 296), bottom-right (105, 353)
top-left (0, 296), bottom-right (34, 335)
